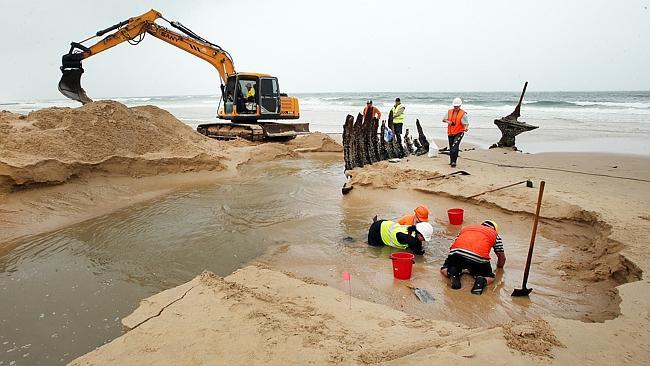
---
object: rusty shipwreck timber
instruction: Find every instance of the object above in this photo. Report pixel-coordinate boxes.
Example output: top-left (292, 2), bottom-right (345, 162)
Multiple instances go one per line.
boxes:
top-left (491, 82), bottom-right (539, 149)
top-left (343, 110), bottom-right (431, 172)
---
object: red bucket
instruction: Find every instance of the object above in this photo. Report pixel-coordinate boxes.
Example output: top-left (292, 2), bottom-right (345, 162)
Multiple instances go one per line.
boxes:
top-left (390, 252), bottom-right (415, 280)
top-left (447, 208), bottom-right (464, 225)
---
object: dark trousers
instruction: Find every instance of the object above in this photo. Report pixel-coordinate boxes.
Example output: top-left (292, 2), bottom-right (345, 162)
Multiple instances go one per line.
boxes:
top-left (448, 133), bottom-right (464, 164)
top-left (367, 220), bottom-right (384, 246)
top-left (393, 123), bottom-right (403, 136)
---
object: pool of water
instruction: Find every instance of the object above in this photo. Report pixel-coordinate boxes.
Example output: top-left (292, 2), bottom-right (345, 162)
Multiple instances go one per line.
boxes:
top-left (0, 155), bottom-right (619, 365)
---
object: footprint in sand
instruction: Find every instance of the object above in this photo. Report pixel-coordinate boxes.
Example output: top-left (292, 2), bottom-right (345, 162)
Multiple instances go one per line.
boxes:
top-left (378, 320), bottom-right (395, 328)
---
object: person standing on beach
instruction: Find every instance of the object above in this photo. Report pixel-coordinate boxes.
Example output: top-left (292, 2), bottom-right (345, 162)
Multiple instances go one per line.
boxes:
top-left (397, 205), bottom-right (429, 226)
top-left (442, 98), bottom-right (469, 167)
top-left (367, 218), bottom-right (434, 255)
top-left (440, 220), bottom-right (505, 295)
top-left (391, 98), bottom-right (406, 136)
top-left (363, 100), bottom-right (381, 120)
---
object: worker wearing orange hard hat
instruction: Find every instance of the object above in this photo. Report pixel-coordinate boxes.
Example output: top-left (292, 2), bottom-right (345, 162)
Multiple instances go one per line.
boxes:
top-left (398, 205), bottom-right (429, 226)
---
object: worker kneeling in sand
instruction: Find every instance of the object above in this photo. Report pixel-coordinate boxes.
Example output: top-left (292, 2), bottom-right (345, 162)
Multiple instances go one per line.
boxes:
top-left (397, 205), bottom-right (429, 226)
top-left (368, 218), bottom-right (434, 255)
top-left (440, 220), bottom-right (506, 295)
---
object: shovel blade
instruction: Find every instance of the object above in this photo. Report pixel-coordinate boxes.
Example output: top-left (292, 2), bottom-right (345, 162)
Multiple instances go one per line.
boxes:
top-left (511, 287), bottom-right (532, 297)
top-left (58, 68), bottom-right (93, 104)
top-left (414, 288), bottom-right (434, 303)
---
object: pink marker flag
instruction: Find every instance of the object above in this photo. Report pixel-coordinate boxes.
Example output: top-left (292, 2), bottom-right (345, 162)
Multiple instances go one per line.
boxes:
top-left (341, 271), bottom-right (351, 281)
top-left (342, 271), bottom-right (352, 309)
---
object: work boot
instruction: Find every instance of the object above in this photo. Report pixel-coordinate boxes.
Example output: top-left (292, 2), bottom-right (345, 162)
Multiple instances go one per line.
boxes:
top-left (471, 276), bottom-right (487, 295)
top-left (448, 266), bottom-right (461, 290)
top-left (451, 162), bottom-right (457, 168)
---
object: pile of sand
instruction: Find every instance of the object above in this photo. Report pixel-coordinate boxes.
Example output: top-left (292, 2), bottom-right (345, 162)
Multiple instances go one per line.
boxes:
top-left (502, 319), bottom-right (564, 358)
top-left (288, 132), bottom-right (343, 153)
top-left (0, 101), bottom-right (227, 191)
top-left (70, 265), bottom-right (468, 365)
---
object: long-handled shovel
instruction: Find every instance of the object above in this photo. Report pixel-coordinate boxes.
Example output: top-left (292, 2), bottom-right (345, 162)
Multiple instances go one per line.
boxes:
top-left (512, 180), bottom-right (545, 297)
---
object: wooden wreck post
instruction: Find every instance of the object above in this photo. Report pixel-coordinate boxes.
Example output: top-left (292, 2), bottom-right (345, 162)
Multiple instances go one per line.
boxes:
top-left (491, 81), bottom-right (539, 149)
top-left (342, 114), bottom-right (354, 171)
top-left (363, 112), bottom-right (377, 164)
top-left (414, 119), bottom-right (430, 155)
top-left (379, 121), bottom-right (390, 160)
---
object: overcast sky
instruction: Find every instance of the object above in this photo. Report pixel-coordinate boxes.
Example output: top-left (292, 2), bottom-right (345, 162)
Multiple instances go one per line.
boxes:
top-left (1, 0), bottom-right (648, 101)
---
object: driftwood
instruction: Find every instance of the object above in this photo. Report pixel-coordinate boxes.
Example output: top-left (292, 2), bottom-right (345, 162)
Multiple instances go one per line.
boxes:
top-left (491, 81), bottom-right (539, 149)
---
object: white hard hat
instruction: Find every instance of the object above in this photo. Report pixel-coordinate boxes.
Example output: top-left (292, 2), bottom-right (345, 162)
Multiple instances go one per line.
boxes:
top-left (452, 98), bottom-right (462, 107)
top-left (415, 222), bottom-right (434, 242)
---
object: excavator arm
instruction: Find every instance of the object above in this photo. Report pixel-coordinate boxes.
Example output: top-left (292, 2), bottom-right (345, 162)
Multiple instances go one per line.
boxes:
top-left (59, 9), bottom-right (235, 104)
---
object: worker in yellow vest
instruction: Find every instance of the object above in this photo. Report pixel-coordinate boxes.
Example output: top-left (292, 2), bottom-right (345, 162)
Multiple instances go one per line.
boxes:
top-left (442, 97), bottom-right (469, 167)
top-left (367, 218), bottom-right (434, 255)
top-left (440, 220), bottom-right (506, 295)
top-left (391, 98), bottom-right (405, 136)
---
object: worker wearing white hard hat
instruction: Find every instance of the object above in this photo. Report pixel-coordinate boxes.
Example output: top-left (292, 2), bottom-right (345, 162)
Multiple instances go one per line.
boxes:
top-left (442, 97), bottom-right (469, 167)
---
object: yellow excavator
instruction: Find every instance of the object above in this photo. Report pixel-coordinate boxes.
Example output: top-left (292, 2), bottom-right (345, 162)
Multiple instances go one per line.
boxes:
top-left (58, 9), bottom-right (308, 141)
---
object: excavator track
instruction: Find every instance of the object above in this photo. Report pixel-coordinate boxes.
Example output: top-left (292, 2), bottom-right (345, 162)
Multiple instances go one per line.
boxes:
top-left (196, 122), bottom-right (309, 141)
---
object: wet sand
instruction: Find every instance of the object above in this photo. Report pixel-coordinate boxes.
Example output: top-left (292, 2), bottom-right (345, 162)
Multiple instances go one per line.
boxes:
top-left (2, 102), bottom-right (650, 365)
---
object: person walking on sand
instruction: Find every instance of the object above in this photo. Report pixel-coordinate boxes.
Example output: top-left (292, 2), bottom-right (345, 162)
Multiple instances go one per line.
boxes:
top-left (442, 97), bottom-right (469, 167)
top-left (440, 220), bottom-right (505, 295)
top-left (363, 100), bottom-right (381, 120)
top-left (397, 205), bottom-right (429, 226)
top-left (391, 98), bottom-right (406, 136)
top-left (367, 217), bottom-right (434, 255)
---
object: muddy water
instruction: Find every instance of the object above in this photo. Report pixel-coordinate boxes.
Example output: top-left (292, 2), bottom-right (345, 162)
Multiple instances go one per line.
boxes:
top-left (0, 156), bottom-right (618, 365)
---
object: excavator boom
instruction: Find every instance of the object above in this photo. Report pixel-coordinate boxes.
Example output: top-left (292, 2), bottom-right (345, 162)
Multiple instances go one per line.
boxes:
top-left (59, 9), bottom-right (235, 104)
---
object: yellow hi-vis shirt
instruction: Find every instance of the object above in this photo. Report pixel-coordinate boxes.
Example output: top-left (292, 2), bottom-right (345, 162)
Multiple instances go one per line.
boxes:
top-left (246, 87), bottom-right (255, 98)
top-left (391, 104), bottom-right (405, 124)
top-left (380, 220), bottom-right (410, 249)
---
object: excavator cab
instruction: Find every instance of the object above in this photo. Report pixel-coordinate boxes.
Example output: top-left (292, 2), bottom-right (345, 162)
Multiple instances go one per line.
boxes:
top-left (219, 73), bottom-right (297, 122)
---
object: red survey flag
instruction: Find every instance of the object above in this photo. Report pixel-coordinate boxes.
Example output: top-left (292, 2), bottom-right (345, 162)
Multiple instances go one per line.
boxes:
top-left (342, 271), bottom-right (351, 281)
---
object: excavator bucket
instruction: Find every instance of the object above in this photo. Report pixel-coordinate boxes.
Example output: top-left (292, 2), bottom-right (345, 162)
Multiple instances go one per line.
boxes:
top-left (58, 68), bottom-right (93, 104)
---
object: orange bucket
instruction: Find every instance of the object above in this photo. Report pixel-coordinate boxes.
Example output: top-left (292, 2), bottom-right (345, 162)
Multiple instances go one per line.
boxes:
top-left (447, 208), bottom-right (464, 225)
top-left (390, 252), bottom-right (415, 280)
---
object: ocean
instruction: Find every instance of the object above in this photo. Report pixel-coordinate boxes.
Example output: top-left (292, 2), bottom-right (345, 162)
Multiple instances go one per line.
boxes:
top-left (3, 91), bottom-right (649, 155)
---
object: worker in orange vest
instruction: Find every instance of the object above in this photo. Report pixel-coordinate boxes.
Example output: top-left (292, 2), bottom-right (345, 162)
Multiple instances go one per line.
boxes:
top-left (440, 220), bottom-right (506, 295)
top-left (397, 205), bottom-right (429, 226)
top-left (442, 97), bottom-right (469, 168)
top-left (362, 100), bottom-right (381, 120)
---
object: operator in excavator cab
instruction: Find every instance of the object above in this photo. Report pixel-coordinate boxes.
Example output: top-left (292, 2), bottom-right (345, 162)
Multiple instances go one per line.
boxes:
top-left (237, 82), bottom-right (256, 113)
top-left (245, 83), bottom-right (256, 101)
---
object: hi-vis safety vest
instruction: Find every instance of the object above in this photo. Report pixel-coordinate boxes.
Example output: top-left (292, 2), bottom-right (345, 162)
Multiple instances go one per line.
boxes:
top-left (392, 104), bottom-right (405, 124)
top-left (450, 225), bottom-right (497, 259)
top-left (246, 87), bottom-right (255, 98)
top-left (447, 108), bottom-right (465, 136)
top-left (380, 220), bottom-right (410, 249)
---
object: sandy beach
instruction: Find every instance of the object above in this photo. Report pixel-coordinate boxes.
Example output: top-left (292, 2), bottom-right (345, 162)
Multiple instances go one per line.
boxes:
top-left (2, 101), bottom-right (650, 365)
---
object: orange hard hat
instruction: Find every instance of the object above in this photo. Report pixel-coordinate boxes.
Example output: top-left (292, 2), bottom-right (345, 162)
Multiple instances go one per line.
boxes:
top-left (414, 205), bottom-right (429, 222)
